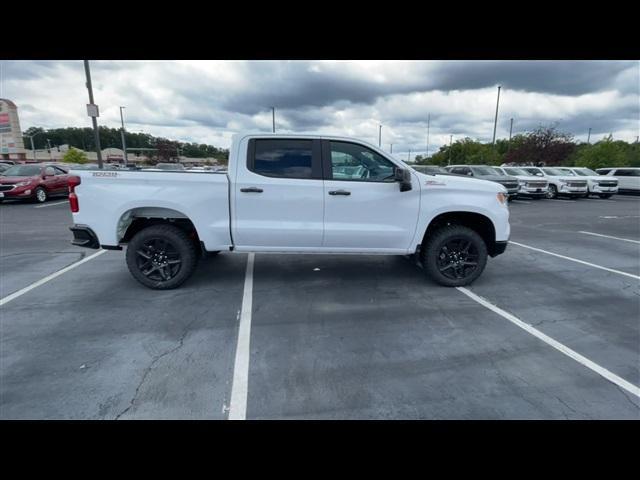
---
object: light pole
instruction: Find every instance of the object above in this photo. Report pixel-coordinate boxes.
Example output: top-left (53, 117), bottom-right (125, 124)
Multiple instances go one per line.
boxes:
top-left (378, 124), bottom-right (382, 147)
top-left (390, 143), bottom-right (393, 154)
top-left (426, 113), bottom-right (431, 159)
top-left (448, 134), bottom-right (453, 166)
top-left (407, 148), bottom-right (411, 163)
top-left (587, 128), bottom-right (592, 144)
top-left (25, 131), bottom-right (42, 162)
top-left (83, 60), bottom-right (103, 169)
top-left (508, 118), bottom-right (514, 151)
top-left (271, 107), bottom-right (275, 133)
top-left (46, 138), bottom-right (53, 160)
top-left (492, 85), bottom-right (501, 146)
top-left (119, 106), bottom-right (128, 165)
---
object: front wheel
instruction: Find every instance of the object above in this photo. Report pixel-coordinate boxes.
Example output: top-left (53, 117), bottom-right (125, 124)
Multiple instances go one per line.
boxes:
top-left (421, 225), bottom-right (488, 287)
top-left (34, 187), bottom-right (47, 203)
top-left (126, 224), bottom-right (198, 289)
top-left (546, 184), bottom-right (557, 199)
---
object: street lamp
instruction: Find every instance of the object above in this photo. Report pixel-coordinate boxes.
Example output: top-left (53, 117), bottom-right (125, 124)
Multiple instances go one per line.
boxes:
top-left (378, 124), bottom-right (382, 147)
top-left (119, 106), bottom-right (128, 165)
top-left (24, 131), bottom-right (42, 162)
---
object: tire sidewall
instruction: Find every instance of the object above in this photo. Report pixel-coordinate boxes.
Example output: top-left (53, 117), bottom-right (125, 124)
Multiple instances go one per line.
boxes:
top-left (126, 225), bottom-right (198, 290)
top-left (422, 225), bottom-right (488, 287)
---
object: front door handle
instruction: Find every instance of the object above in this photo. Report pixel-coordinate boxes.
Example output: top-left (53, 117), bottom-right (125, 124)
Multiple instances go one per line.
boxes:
top-left (240, 187), bottom-right (263, 193)
top-left (328, 189), bottom-right (351, 196)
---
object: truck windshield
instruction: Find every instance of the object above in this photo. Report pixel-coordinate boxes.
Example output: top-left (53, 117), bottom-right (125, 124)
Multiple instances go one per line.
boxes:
top-left (491, 168), bottom-right (506, 176)
top-left (471, 167), bottom-right (498, 176)
top-left (504, 167), bottom-right (529, 176)
top-left (574, 168), bottom-right (598, 176)
top-left (543, 168), bottom-right (573, 176)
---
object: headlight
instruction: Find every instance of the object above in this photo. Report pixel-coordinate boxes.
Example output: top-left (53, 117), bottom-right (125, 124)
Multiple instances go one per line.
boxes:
top-left (496, 192), bottom-right (507, 205)
top-left (15, 181), bottom-right (33, 187)
top-left (518, 180), bottom-right (526, 186)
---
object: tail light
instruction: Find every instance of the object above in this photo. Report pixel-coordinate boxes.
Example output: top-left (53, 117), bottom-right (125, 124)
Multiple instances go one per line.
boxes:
top-left (68, 175), bottom-right (81, 213)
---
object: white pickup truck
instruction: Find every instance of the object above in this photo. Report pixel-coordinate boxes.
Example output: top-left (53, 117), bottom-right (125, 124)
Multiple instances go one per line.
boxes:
top-left (68, 133), bottom-right (510, 289)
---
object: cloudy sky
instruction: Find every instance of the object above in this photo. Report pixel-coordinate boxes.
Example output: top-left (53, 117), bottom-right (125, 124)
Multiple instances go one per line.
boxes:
top-left (1, 60), bottom-right (638, 157)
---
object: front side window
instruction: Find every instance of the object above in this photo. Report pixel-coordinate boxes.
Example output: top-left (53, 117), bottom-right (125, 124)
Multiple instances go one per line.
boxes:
top-left (252, 139), bottom-right (313, 179)
top-left (329, 142), bottom-right (395, 182)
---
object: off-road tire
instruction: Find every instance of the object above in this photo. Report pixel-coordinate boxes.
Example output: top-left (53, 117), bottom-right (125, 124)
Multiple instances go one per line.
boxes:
top-left (126, 224), bottom-right (198, 290)
top-left (421, 225), bottom-right (488, 287)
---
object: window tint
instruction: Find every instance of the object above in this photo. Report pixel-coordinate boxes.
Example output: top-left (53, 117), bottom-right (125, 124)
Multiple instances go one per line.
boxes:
top-left (597, 169), bottom-right (611, 175)
top-left (252, 139), bottom-right (313, 179)
top-left (329, 142), bottom-right (395, 182)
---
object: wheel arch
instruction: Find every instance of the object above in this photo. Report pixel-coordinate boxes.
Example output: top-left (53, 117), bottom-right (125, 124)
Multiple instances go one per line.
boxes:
top-left (117, 206), bottom-right (202, 248)
top-left (420, 211), bottom-right (498, 256)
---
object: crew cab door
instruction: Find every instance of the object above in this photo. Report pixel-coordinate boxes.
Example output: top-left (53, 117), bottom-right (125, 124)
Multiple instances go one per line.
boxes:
top-left (321, 140), bottom-right (420, 251)
top-left (232, 138), bottom-right (324, 249)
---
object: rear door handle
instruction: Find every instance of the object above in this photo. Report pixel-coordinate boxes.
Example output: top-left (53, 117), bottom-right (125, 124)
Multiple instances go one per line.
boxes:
top-left (328, 189), bottom-right (351, 196)
top-left (240, 187), bottom-right (263, 193)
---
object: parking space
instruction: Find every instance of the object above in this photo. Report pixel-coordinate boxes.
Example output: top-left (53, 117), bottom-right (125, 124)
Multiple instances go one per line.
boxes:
top-left (1, 195), bottom-right (639, 419)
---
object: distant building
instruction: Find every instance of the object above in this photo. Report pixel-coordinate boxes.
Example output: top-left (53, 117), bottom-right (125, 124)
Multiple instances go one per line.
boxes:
top-left (0, 99), bottom-right (27, 161)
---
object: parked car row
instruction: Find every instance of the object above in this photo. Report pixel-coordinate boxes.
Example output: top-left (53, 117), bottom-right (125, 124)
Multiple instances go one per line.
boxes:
top-left (411, 164), bottom-right (640, 200)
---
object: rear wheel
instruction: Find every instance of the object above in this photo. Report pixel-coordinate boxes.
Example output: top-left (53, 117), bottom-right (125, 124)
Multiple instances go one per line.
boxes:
top-left (421, 225), bottom-right (488, 287)
top-left (126, 224), bottom-right (198, 290)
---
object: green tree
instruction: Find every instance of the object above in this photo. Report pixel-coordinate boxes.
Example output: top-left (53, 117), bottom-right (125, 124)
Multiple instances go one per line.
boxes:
top-left (570, 135), bottom-right (629, 169)
top-left (62, 147), bottom-right (89, 164)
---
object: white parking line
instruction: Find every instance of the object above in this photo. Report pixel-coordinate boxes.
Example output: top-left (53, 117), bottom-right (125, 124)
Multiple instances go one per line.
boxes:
top-left (228, 253), bottom-right (255, 420)
top-left (34, 200), bottom-right (68, 208)
top-left (0, 250), bottom-right (106, 306)
top-left (510, 241), bottom-right (640, 280)
top-left (579, 231), bottom-right (640, 245)
top-left (456, 287), bottom-right (640, 399)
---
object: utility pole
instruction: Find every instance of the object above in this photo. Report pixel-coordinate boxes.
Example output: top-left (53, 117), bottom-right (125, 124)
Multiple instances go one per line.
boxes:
top-left (448, 134), bottom-right (453, 166)
top-left (390, 143), bottom-right (393, 154)
top-left (407, 148), bottom-right (411, 163)
top-left (492, 85), bottom-right (501, 146)
top-left (47, 138), bottom-right (52, 160)
top-left (587, 128), bottom-right (592, 144)
top-left (378, 124), bottom-right (382, 147)
top-left (119, 106), bottom-right (128, 166)
top-left (83, 60), bottom-right (103, 169)
top-left (271, 107), bottom-right (275, 133)
top-left (426, 113), bottom-right (431, 159)
top-left (30, 136), bottom-right (36, 162)
top-left (508, 118), bottom-right (514, 151)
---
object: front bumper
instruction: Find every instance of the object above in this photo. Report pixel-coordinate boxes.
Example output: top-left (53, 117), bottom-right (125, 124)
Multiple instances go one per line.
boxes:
top-left (70, 225), bottom-right (100, 249)
top-left (0, 186), bottom-right (35, 199)
top-left (591, 184), bottom-right (618, 194)
top-left (490, 240), bottom-right (508, 257)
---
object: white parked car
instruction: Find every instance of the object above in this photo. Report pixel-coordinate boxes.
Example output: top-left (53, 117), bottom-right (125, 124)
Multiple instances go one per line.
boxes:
top-left (557, 167), bottom-right (618, 198)
top-left (596, 167), bottom-right (640, 194)
top-left (520, 167), bottom-right (588, 199)
top-left (67, 133), bottom-right (510, 289)
top-left (493, 166), bottom-right (549, 199)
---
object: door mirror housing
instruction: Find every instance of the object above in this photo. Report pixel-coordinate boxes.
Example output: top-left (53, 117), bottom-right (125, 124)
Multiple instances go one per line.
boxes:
top-left (394, 168), bottom-right (413, 192)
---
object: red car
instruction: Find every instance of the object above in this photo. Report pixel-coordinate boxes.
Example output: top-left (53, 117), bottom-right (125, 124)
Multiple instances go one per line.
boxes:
top-left (0, 163), bottom-right (70, 203)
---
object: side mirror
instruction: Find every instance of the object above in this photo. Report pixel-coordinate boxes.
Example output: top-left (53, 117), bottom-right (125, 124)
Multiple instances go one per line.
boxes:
top-left (395, 168), bottom-right (413, 192)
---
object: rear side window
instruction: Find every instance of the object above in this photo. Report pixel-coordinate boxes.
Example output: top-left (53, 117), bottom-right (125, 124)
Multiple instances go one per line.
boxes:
top-left (250, 139), bottom-right (314, 179)
top-left (615, 169), bottom-right (639, 176)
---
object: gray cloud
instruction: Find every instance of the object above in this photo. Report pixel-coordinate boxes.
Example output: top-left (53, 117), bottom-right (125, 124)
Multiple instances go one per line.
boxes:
top-left (1, 60), bottom-right (638, 156)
